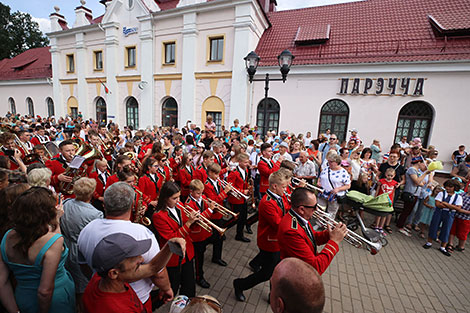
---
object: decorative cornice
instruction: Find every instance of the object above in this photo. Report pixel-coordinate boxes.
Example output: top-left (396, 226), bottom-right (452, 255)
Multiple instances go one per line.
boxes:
top-left (195, 71), bottom-right (232, 79)
top-left (85, 77), bottom-right (107, 83)
top-left (59, 78), bottom-right (78, 84)
top-left (154, 74), bottom-right (182, 80)
top-left (116, 75), bottom-right (141, 82)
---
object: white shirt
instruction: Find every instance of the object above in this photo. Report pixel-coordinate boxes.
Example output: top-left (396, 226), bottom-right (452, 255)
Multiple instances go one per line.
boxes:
top-left (77, 219), bottom-right (160, 303)
top-left (436, 191), bottom-right (463, 210)
top-left (167, 207), bottom-right (181, 224)
top-left (272, 152), bottom-right (292, 163)
top-left (208, 177), bottom-right (219, 193)
top-left (237, 166), bottom-right (246, 180)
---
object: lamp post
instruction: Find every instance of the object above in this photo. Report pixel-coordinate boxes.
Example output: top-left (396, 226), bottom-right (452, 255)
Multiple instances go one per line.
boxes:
top-left (244, 50), bottom-right (294, 134)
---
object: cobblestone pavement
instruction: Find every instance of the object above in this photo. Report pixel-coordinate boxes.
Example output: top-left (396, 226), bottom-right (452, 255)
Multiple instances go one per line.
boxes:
top-left (157, 218), bottom-right (470, 313)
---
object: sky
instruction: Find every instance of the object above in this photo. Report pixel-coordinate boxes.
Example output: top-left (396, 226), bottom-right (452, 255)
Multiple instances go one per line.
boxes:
top-left (1, 0), bottom-right (358, 34)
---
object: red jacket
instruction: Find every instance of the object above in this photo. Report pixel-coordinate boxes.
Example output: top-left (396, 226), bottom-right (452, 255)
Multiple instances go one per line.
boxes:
top-left (179, 165), bottom-right (194, 197)
top-left (257, 191), bottom-right (290, 252)
top-left (203, 178), bottom-right (227, 220)
top-left (193, 164), bottom-right (208, 184)
top-left (277, 210), bottom-right (339, 275)
top-left (45, 157), bottom-right (67, 192)
top-left (30, 135), bottom-right (50, 146)
top-left (89, 171), bottom-right (110, 199)
top-left (185, 196), bottom-right (213, 242)
top-left (168, 157), bottom-right (181, 181)
top-left (226, 167), bottom-right (249, 205)
top-left (258, 157), bottom-right (281, 193)
top-left (105, 174), bottom-right (119, 190)
top-left (153, 204), bottom-right (195, 267)
top-left (0, 148), bottom-right (19, 170)
top-left (158, 166), bottom-right (172, 182)
top-left (138, 143), bottom-right (153, 160)
top-left (138, 173), bottom-right (164, 202)
top-left (130, 185), bottom-right (151, 222)
top-left (213, 153), bottom-right (228, 177)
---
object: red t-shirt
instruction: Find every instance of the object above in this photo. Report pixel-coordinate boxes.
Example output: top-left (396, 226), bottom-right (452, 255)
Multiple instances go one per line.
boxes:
top-left (377, 178), bottom-right (399, 204)
top-left (83, 274), bottom-right (146, 313)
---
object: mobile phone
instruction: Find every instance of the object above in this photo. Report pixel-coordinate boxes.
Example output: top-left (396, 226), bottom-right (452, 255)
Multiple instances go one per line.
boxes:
top-left (4, 149), bottom-right (14, 156)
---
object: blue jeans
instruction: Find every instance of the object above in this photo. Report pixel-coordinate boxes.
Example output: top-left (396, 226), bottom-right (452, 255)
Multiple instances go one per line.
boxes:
top-left (428, 209), bottom-right (456, 244)
top-left (406, 198), bottom-right (425, 226)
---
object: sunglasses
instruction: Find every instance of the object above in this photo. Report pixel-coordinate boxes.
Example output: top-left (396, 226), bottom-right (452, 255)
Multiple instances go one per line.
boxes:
top-left (330, 138), bottom-right (337, 140)
top-left (189, 296), bottom-right (222, 312)
top-left (300, 204), bottom-right (318, 210)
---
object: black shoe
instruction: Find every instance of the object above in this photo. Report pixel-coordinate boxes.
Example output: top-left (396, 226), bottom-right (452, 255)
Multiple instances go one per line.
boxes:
top-left (439, 248), bottom-right (451, 257)
top-left (423, 243), bottom-right (432, 249)
top-left (197, 278), bottom-right (211, 288)
top-left (249, 261), bottom-right (261, 272)
top-left (233, 279), bottom-right (246, 302)
top-left (245, 226), bottom-right (253, 234)
top-left (235, 236), bottom-right (251, 243)
top-left (212, 259), bottom-right (227, 266)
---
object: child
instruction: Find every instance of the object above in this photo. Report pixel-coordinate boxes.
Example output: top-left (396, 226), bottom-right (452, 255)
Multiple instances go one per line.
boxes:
top-left (423, 179), bottom-right (463, 256)
top-left (448, 188), bottom-right (470, 252)
top-left (374, 168), bottom-right (399, 234)
top-left (418, 186), bottom-right (440, 239)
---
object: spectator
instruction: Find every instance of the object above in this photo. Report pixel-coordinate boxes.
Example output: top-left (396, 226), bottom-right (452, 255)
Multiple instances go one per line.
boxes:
top-left (452, 145), bottom-right (467, 168)
top-left (319, 134), bottom-right (340, 162)
top-left (180, 295), bottom-right (222, 313)
top-left (289, 141), bottom-right (302, 162)
top-left (0, 187), bottom-right (76, 312)
top-left (0, 183), bottom-right (30, 238)
top-left (370, 139), bottom-right (382, 163)
top-left (294, 151), bottom-right (317, 184)
top-left (270, 258), bottom-right (325, 313)
top-left (273, 142), bottom-right (292, 163)
top-left (418, 186), bottom-right (440, 239)
top-left (306, 140), bottom-right (322, 169)
top-left (230, 119), bottom-right (241, 134)
top-left (348, 128), bottom-right (361, 144)
top-left (60, 177), bottom-right (103, 309)
top-left (205, 115), bottom-right (217, 133)
top-left (448, 187), bottom-right (470, 252)
top-left (451, 154), bottom-right (470, 185)
top-left (27, 167), bottom-right (52, 188)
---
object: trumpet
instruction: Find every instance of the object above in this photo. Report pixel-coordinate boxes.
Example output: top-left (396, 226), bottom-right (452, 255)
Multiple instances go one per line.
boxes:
top-left (291, 177), bottom-right (324, 193)
top-left (202, 198), bottom-right (239, 219)
top-left (313, 206), bottom-right (382, 255)
top-left (176, 202), bottom-right (227, 235)
top-left (217, 178), bottom-right (249, 200)
top-left (123, 151), bottom-right (142, 172)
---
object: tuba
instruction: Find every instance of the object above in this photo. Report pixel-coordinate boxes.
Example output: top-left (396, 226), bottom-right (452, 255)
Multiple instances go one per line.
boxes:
top-left (59, 143), bottom-right (101, 195)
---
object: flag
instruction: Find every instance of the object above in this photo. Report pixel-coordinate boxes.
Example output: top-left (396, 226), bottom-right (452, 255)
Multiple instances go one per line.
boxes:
top-left (98, 79), bottom-right (110, 94)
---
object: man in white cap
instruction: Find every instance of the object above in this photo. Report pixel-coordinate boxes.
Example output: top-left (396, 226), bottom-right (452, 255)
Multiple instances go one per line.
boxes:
top-left (273, 142), bottom-right (292, 163)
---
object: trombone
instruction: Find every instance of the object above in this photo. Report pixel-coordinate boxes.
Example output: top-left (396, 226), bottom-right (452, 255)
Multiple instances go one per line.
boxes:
top-left (176, 202), bottom-right (227, 235)
top-left (312, 205), bottom-right (382, 255)
top-left (217, 178), bottom-right (249, 200)
top-left (202, 198), bottom-right (239, 219)
top-left (291, 177), bottom-right (324, 193)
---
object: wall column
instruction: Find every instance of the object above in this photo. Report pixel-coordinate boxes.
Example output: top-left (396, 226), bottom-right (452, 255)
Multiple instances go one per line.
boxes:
top-left (49, 37), bottom-right (64, 118)
top-left (104, 22), bottom-right (120, 125)
top-left (75, 32), bottom-right (88, 119)
top-left (139, 15), bottom-right (155, 128)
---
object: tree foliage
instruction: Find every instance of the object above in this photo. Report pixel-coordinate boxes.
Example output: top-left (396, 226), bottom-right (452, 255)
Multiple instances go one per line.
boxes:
top-left (0, 3), bottom-right (49, 59)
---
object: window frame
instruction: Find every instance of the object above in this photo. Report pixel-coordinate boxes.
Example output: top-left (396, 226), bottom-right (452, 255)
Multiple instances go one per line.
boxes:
top-left (256, 97), bottom-right (280, 137)
top-left (162, 41), bottom-right (176, 66)
top-left (66, 53), bottom-right (75, 73)
top-left (125, 46), bottom-right (137, 69)
top-left (394, 101), bottom-right (433, 147)
top-left (207, 34), bottom-right (225, 64)
top-left (317, 99), bottom-right (350, 142)
top-left (126, 97), bottom-right (139, 129)
top-left (93, 50), bottom-right (104, 71)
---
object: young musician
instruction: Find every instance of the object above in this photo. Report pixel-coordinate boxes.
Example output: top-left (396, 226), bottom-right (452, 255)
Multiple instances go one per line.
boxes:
top-left (277, 187), bottom-right (347, 275)
top-left (45, 139), bottom-right (76, 197)
top-left (185, 179), bottom-right (215, 289)
top-left (30, 125), bottom-right (50, 146)
top-left (0, 132), bottom-right (26, 172)
top-left (154, 153), bottom-right (172, 183)
top-left (227, 153), bottom-right (251, 242)
top-left (105, 155), bottom-right (132, 189)
top-left (258, 143), bottom-right (282, 196)
top-left (178, 153), bottom-right (195, 202)
top-left (194, 150), bottom-right (214, 183)
top-left (118, 167), bottom-right (152, 222)
top-left (138, 157), bottom-right (163, 208)
top-left (153, 182), bottom-right (198, 298)
top-left (138, 135), bottom-right (154, 161)
top-left (90, 159), bottom-right (109, 212)
top-left (204, 163), bottom-right (232, 266)
top-left (168, 146), bottom-right (183, 182)
top-left (233, 171), bottom-right (290, 301)
top-left (211, 141), bottom-right (227, 177)
top-left (17, 130), bottom-right (33, 156)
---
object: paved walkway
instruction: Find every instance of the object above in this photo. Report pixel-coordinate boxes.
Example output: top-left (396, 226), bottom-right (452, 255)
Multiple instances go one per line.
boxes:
top-left (157, 218), bottom-right (470, 313)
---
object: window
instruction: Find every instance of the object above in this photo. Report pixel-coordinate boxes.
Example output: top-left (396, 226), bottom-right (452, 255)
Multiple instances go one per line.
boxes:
top-left (96, 97), bottom-right (107, 123)
top-left (125, 46), bottom-right (136, 68)
top-left (162, 97), bottom-right (178, 127)
top-left (66, 54), bottom-right (75, 73)
top-left (163, 42), bottom-right (176, 65)
top-left (206, 111), bottom-right (222, 137)
top-left (126, 97), bottom-right (139, 129)
top-left (26, 97), bottom-right (34, 116)
top-left (257, 97), bottom-right (280, 137)
top-left (8, 98), bottom-right (16, 114)
top-left (46, 97), bottom-right (54, 117)
top-left (395, 101), bottom-right (433, 146)
top-left (94, 51), bottom-right (103, 71)
top-left (318, 99), bottom-right (349, 141)
top-left (208, 36), bottom-right (224, 62)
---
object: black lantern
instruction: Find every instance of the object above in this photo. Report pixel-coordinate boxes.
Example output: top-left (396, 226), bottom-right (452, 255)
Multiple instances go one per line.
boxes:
top-left (244, 51), bottom-right (260, 83)
top-left (277, 50), bottom-right (294, 82)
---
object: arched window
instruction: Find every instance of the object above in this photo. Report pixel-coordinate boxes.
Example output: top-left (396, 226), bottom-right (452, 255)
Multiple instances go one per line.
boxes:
top-left (26, 97), bottom-right (34, 117)
top-left (46, 97), bottom-right (54, 117)
top-left (162, 97), bottom-right (178, 127)
top-left (126, 97), bottom-right (139, 129)
top-left (395, 101), bottom-right (433, 146)
top-left (257, 97), bottom-right (280, 136)
top-left (8, 98), bottom-right (16, 114)
top-left (67, 96), bottom-right (78, 119)
top-left (96, 97), bottom-right (107, 124)
top-left (318, 99), bottom-right (349, 141)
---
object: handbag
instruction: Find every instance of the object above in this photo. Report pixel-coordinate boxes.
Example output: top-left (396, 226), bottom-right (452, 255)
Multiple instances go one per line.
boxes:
top-left (401, 191), bottom-right (415, 203)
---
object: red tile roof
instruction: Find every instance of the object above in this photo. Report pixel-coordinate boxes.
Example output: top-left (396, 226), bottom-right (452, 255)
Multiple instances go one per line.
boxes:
top-left (295, 24), bottom-right (330, 43)
top-left (155, 0), bottom-right (180, 11)
top-left (428, 12), bottom-right (470, 32)
top-left (256, 0), bottom-right (470, 66)
top-left (0, 47), bottom-right (52, 81)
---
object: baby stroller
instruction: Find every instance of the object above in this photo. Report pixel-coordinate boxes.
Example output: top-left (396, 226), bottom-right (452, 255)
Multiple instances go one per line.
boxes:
top-left (342, 191), bottom-right (392, 250)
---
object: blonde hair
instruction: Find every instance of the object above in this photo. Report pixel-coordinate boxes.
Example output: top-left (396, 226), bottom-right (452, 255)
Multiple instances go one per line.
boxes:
top-left (327, 153), bottom-right (342, 164)
top-left (189, 179), bottom-right (204, 191)
top-left (27, 168), bottom-right (52, 187)
top-left (207, 163), bottom-right (221, 174)
top-left (73, 177), bottom-right (97, 201)
top-left (181, 295), bottom-right (220, 313)
top-left (269, 170), bottom-right (288, 186)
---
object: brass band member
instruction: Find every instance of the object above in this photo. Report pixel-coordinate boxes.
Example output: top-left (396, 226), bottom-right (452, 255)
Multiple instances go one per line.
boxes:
top-left (45, 140), bottom-right (76, 196)
top-left (179, 153), bottom-right (195, 203)
top-left (138, 157), bottom-right (163, 208)
top-left (105, 155), bottom-right (132, 189)
top-left (90, 159), bottom-right (110, 212)
top-left (194, 150), bottom-right (214, 183)
top-left (168, 146), bottom-right (183, 182)
top-left (30, 125), bottom-right (50, 146)
top-left (0, 132), bottom-right (26, 172)
top-left (17, 130), bottom-right (33, 155)
top-left (117, 167), bottom-right (151, 222)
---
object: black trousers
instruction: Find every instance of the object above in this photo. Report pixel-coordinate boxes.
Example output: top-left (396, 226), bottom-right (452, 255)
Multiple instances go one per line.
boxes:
top-left (193, 239), bottom-right (209, 280)
top-left (231, 202), bottom-right (248, 237)
top-left (167, 259), bottom-right (196, 298)
top-left (238, 249), bottom-right (280, 291)
top-left (211, 219), bottom-right (224, 261)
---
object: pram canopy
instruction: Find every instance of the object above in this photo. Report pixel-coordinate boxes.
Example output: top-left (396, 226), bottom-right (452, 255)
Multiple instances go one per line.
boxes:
top-left (346, 190), bottom-right (394, 213)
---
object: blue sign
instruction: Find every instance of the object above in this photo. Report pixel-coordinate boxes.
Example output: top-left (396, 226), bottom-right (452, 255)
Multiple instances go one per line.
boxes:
top-left (123, 27), bottom-right (138, 37)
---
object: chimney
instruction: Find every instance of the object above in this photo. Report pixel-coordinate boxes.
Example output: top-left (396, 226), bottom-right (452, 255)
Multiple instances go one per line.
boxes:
top-left (49, 6), bottom-right (68, 32)
top-left (73, 0), bottom-right (93, 28)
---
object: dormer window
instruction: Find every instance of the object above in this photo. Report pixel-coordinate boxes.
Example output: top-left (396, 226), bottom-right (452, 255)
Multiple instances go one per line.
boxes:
top-left (295, 25), bottom-right (331, 46)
